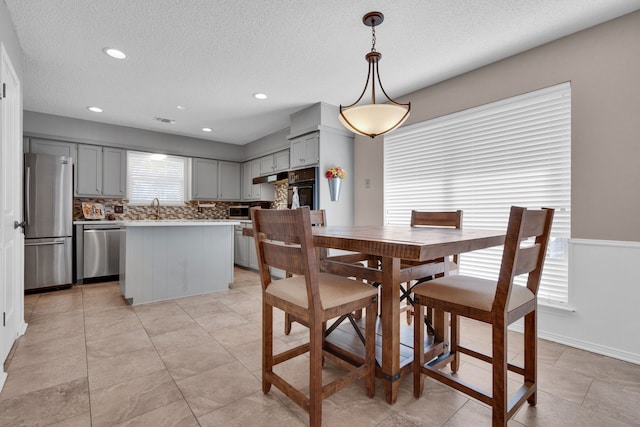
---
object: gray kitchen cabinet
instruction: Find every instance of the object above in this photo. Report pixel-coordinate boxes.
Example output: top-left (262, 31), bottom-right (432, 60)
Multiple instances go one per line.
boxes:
top-left (242, 158), bottom-right (275, 201)
top-left (29, 138), bottom-right (77, 165)
top-left (290, 132), bottom-right (319, 169)
top-left (218, 161), bottom-right (241, 200)
top-left (102, 147), bottom-right (126, 197)
top-left (274, 150), bottom-right (290, 172)
top-left (234, 223), bottom-right (249, 267)
top-left (76, 145), bottom-right (126, 197)
top-left (259, 155), bottom-right (274, 176)
top-left (259, 149), bottom-right (290, 176)
top-left (76, 144), bottom-right (103, 196)
top-left (242, 161), bottom-right (253, 200)
top-left (192, 158), bottom-right (219, 200)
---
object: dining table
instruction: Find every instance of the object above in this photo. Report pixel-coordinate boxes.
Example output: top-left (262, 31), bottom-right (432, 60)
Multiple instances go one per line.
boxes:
top-left (246, 224), bottom-right (505, 404)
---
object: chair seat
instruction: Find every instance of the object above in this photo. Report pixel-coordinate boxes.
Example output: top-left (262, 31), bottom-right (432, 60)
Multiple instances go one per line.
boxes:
top-left (267, 273), bottom-right (378, 311)
top-left (412, 275), bottom-right (534, 312)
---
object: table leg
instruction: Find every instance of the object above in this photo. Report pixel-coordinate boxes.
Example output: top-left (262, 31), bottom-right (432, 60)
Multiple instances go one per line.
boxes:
top-left (380, 256), bottom-right (401, 404)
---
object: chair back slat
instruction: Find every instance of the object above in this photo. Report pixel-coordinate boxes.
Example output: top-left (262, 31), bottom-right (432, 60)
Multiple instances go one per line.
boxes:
top-left (494, 206), bottom-right (554, 313)
top-left (411, 210), bottom-right (463, 265)
top-left (411, 210), bottom-right (463, 228)
top-left (261, 241), bottom-right (306, 275)
top-left (309, 209), bottom-right (327, 227)
top-left (512, 244), bottom-right (542, 277)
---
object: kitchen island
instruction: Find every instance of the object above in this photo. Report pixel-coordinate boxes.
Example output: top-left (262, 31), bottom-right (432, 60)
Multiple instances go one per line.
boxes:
top-left (119, 220), bottom-right (238, 305)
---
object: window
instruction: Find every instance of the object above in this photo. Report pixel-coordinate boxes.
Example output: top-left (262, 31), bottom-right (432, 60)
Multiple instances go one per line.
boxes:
top-left (384, 83), bottom-right (571, 306)
top-left (127, 151), bottom-right (189, 205)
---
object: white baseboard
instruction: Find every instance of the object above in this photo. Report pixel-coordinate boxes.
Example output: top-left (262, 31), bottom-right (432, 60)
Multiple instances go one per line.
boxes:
top-left (510, 322), bottom-right (640, 365)
top-left (508, 238), bottom-right (640, 366)
top-left (19, 321), bottom-right (28, 336)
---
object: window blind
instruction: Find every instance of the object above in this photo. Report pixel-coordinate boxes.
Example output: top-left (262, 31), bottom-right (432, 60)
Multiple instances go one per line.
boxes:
top-left (127, 151), bottom-right (188, 205)
top-left (384, 82), bottom-right (571, 305)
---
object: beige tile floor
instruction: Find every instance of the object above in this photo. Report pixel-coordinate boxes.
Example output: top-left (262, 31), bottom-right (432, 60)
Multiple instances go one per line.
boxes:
top-left (1, 267), bottom-right (639, 426)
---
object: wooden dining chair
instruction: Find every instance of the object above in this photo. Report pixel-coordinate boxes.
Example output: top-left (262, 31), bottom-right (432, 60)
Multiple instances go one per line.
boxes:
top-left (400, 210), bottom-right (463, 326)
top-left (412, 206), bottom-right (554, 427)
top-left (284, 209), bottom-right (327, 335)
top-left (251, 206), bottom-right (378, 427)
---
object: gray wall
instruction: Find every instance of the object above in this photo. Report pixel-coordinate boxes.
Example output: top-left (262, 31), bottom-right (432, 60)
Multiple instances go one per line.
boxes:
top-left (24, 111), bottom-right (245, 161)
top-left (243, 127), bottom-right (290, 161)
top-left (354, 10), bottom-right (640, 242)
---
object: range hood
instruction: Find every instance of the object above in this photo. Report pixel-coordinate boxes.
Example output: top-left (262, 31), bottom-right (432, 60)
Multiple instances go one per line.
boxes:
top-left (252, 171), bottom-right (288, 185)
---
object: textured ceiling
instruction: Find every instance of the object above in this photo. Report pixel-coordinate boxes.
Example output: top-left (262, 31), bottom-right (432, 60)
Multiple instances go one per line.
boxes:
top-left (5, 0), bottom-right (640, 145)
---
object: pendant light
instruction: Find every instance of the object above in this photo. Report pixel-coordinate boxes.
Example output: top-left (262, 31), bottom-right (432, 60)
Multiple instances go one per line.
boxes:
top-left (339, 11), bottom-right (410, 138)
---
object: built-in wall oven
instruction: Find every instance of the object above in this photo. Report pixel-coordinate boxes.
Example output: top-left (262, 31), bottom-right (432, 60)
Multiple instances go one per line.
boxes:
top-left (288, 166), bottom-right (318, 210)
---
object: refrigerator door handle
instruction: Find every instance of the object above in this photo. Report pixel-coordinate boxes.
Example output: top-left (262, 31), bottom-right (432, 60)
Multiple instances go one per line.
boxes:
top-left (25, 165), bottom-right (31, 225)
top-left (24, 241), bottom-right (66, 247)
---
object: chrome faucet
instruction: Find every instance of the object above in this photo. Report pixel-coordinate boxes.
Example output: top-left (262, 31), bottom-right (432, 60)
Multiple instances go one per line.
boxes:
top-left (151, 198), bottom-right (160, 220)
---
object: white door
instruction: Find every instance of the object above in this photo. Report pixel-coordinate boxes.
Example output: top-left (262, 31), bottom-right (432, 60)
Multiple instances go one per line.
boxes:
top-left (1, 43), bottom-right (24, 374)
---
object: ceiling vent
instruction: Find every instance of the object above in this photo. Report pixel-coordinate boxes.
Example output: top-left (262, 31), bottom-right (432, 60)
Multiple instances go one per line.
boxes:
top-left (153, 116), bottom-right (176, 124)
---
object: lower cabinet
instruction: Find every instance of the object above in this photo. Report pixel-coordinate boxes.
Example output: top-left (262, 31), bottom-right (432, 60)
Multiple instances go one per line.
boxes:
top-left (234, 225), bottom-right (249, 267)
top-left (234, 223), bottom-right (258, 269)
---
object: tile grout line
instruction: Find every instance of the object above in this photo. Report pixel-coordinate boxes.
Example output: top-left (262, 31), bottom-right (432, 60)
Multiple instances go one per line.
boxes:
top-left (131, 299), bottom-right (203, 426)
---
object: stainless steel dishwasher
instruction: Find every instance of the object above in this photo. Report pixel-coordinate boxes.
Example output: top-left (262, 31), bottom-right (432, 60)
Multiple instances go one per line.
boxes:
top-left (83, 223), bottom-right (121, 280)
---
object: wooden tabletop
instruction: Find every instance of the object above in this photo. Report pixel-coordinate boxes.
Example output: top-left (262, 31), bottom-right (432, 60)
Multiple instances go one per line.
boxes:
top-left (311, 225), bottom-right (505, 261)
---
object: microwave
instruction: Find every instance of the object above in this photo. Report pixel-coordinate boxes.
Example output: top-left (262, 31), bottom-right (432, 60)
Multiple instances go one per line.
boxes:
top-left (228, 205), bottom-right (250, 219)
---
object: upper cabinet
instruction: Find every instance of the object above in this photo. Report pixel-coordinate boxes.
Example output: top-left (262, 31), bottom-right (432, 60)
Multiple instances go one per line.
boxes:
top-left (218, 161), bottom-right (241, 200)
top-left (102, 148), bottom-right (127, 197)
top-left (192, 158), bottom-right (219, 200)
top-left (192, 158), bottom-right (241, 200)
top-left (242, 158), bottom-right (274, 201)
top-left (76, 145), bottom-right (126, 197)
top-left (29, 138), bottom-right (77, 164)
top-left (290, 132), bottom-right (319, 169)
top-left (76, 145), bottom-right (102, 196)
top-left (259, 150), bottom-right (290, 175)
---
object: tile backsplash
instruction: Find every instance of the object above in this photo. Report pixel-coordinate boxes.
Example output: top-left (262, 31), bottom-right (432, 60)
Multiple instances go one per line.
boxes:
top-left (74, 181), bottom-right (289, 221)
top-left (74, 198), bottom-right (265, 221)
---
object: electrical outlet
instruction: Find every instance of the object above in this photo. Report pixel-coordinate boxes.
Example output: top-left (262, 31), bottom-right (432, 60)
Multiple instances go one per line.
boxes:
top-left (114, 205), bottom-right (124, 213)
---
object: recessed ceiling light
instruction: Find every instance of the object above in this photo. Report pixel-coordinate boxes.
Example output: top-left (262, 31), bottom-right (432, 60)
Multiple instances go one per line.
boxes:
top-left (103, 48), bottom-right (126, 59)
top-left (87, 106), bottom-right (103, 113)
top-left (253, 93), bottom-right (267, 100)
top-left (177, 105), bottom-right (187, 110)
top-left (202, 127), bottom-right (213, 132)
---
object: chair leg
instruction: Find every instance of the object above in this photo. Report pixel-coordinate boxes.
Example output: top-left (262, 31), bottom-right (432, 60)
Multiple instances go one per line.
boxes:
top-left (492, 318), bottom-right (508, 427)
top-left (525, 310), bottom-right (537, 406)
top-left (262, 302), bottom-right (273, 394)
top-left (413, 299), bottom-right (426, 398)
top-left (365, 298), bottom-right (377, 398)
top-left (309, 316), bottom-right (323, 427)
top-left (284, 313), bottom-right (292, 335)
top-left (450, 314), bottom-right (460, 372)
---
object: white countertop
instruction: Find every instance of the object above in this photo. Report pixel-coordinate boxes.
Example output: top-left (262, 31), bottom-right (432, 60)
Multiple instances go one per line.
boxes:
top-left (120, 220), bottom-right (240, 227)
top-left (74, 220), bottom-right (124, 225)
top-left (74, 219), bottom-right (243, 226)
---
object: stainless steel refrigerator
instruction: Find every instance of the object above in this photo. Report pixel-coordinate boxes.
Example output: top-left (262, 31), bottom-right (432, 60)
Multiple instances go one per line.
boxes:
top-left (24, 153), bottom-right (73, 290)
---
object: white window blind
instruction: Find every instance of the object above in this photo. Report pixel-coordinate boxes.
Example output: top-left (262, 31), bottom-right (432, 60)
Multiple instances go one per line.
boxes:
top-left (384, 82), bottom-right (571, 306)
top-left (127, 151), bottom-right (188, 205)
